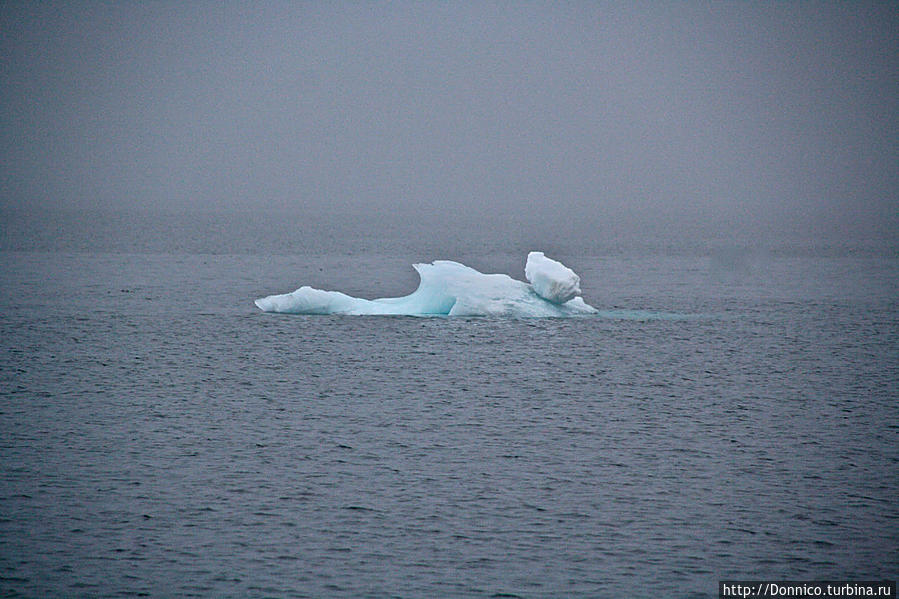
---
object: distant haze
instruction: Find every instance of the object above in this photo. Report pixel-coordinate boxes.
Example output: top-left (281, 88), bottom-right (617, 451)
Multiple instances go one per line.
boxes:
top-left (2, 1), bottom-right (896, 238)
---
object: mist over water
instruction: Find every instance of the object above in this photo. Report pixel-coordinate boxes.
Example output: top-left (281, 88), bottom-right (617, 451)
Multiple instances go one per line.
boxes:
top-left (2, 2), bottom-right (898, 238)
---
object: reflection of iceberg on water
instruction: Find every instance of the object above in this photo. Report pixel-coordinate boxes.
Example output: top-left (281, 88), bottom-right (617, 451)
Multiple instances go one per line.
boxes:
top-left (255, 251), bottom-right (597, 317)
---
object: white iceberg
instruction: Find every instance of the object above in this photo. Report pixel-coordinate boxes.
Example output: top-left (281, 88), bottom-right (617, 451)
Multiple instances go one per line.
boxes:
top-left (255, 254), bottom-right (596, 317)
top-left (525, 251), bottom-right (581, 304)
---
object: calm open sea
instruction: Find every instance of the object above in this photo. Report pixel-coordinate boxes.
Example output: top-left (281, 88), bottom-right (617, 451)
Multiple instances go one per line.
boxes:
top-left (1, 209), bottom-right (896, 597)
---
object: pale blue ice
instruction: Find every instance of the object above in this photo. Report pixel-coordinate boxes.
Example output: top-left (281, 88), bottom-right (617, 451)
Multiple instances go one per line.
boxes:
top-left (255, 253), bottom-right (596, 317)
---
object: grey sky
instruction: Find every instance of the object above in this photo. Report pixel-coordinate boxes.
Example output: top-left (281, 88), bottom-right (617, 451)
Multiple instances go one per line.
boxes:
top-left (1, 1), bottom-right (896, 235)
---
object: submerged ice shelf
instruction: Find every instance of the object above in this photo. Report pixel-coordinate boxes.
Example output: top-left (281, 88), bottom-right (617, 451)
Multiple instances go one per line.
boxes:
top-left (255, 252), bottom-right (597, 317)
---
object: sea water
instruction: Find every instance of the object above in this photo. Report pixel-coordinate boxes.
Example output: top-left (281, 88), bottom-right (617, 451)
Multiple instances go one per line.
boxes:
top-left (1, 209), bottom-right (896, 597)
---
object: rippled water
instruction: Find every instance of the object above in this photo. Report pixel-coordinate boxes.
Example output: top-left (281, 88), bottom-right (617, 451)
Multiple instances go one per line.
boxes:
top-left (1, 210), bottom-right (897, 597)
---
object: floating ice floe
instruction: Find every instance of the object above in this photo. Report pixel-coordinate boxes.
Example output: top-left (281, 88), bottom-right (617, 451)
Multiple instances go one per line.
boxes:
top-left (254, 253), bottom-right (596, 317)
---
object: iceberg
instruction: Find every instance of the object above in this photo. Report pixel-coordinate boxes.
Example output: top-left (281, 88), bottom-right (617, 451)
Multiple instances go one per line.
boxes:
top-left (525, 251), bottom-right (581, 304)
top-left (255, 254), bottom-right (597, 317)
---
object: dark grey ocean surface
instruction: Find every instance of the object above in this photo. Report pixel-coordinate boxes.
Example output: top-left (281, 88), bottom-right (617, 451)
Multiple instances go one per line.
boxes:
top-left (1, 210), bottom-right (897, 597)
